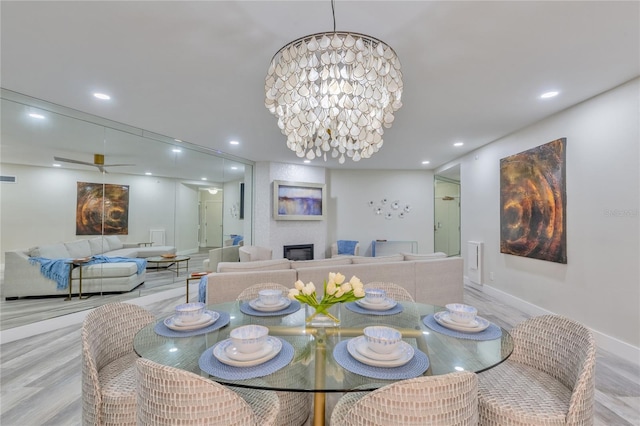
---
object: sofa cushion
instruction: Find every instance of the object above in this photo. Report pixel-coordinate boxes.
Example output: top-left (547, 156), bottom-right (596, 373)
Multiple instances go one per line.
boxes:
top-left (35, 243), bottom-right (70, 259)
top-left (65, 239), bottom-right (92, 258)
top-left (292, 257), bottom-right (353, 269)
top-left (351, 254), bottom-right (404, 264)
top-left (402, 252), bottom-right (447, 261)
top-left (217, 258), bottom-right (291, 272)
top-left (105, 235), bottom-right (124, 250)
top-left (88, 237), bottom-right (108, 255)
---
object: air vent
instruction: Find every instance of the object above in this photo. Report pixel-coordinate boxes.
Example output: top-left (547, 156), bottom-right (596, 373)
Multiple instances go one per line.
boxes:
top-left (0, 175), bottom-right (17, 183)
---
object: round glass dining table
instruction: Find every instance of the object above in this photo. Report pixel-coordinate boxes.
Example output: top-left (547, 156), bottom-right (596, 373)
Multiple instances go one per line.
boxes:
top-left (134, 301), bottom-right (513, 426)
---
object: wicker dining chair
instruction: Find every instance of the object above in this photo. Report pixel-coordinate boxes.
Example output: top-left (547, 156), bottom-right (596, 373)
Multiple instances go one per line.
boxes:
top-left (364, 282), bottom-right (415, 302)
top-left (81, 302), bottom-right (155, 426)
top-left (236, 283), bottom-right (312, 426)
top-left (330, 371), bottom-right (478, 425)
top-left (477, 314), bottom-right (596, 425)
top-left (136, 358), bottom-right (280, 425)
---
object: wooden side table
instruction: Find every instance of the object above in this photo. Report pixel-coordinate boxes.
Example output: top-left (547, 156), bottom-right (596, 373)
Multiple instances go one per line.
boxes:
top-left (185, 272), bottom-right (208, 303)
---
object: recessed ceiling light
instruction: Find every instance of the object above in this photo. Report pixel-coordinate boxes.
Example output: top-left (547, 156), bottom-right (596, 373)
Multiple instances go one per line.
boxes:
top-left (421, 160), bottom-right (430, 165)
top-left (540, 91), bottom-right (559, 99)
top-left (29, 113), bottom-right (45, 119)
top-left (230, 140), bottom-right (239, 145)
top-left (145, 172), bottom-right (152, 176)
top-left (172, 148), bottom-right (182, 153)
top-left (454, 142), bottom-right (464, 147)
top-left (93, 93), bottom-right (111, 100)
top-left (201, 177), bottom-right (207, 181)
top-left (231, 166), bottom-right (238, 170)
top-left (174, 139), bottom-right (182, 142)
top-left (303, 160), bottom-right (311, 164)
top-left (52, 163), bottom-right (61, 167)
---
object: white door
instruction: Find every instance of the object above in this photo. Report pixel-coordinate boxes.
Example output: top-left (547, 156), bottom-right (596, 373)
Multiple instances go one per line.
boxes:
top-left (204, 200), bottom-right (223, 248)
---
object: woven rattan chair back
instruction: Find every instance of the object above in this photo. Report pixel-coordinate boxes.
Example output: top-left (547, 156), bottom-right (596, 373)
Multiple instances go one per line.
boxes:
top-left (364, 282), bottom-right (414, 302)
top-left (81, 302), bottom-right (154, 426)
top-left (478, 314), bottom-right (596, 425)
top-left (235, 282), bottom-right (312, 425)
top-left (331, 371), bottom-right (478, 425)
top-left (236, 283), bottom-right (290, 301)
top-left (136, 358), bottom-right (280, 425)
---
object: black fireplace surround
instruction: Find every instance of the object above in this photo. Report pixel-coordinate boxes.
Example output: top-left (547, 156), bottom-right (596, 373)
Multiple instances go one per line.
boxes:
top-left (283, 244), bottom-right (314, 261)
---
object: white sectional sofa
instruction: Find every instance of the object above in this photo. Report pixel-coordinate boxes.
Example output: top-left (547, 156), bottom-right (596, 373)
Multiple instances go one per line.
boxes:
top-left (205, 252), bottom-right (464, 307)
top-left (3, 235), bottom-right (176, 299)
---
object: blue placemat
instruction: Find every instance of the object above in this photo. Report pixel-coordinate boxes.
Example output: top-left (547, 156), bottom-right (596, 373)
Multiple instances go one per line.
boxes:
top-left (199, 338), bottom-right (294, 380)
top-left (333, 340), bottom-right (429, 380)
top-left (345, 301), bottom-right (404, 316)
top-left (154, 311), bottom-right (230, 338)
top-left (239, 300), bottom-right (302, 317)
top-left (423, 314), bottom-right (502, 340)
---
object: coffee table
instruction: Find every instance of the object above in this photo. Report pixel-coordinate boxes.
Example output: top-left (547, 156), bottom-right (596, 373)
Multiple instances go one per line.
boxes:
top-left (146, 255), bottom-right (190, 276)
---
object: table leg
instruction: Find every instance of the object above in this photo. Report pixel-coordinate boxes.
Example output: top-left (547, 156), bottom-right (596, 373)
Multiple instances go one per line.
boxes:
top-left (65, 264), bottom-right (73, 301)
top-left (313, 331), bottom-right (327, 426)
top-left (78, 266), bottom-right (89, 299)
top-left (185, 277), bottom-right (190, 302)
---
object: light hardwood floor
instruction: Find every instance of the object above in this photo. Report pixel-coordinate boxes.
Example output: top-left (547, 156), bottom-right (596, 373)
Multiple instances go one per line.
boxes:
top-left (1, 285), bottom-right (638, 425)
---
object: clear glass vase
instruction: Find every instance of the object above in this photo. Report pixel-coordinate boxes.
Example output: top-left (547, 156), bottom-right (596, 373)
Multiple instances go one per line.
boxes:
top-left (305, 303), bottom-right (341, 327)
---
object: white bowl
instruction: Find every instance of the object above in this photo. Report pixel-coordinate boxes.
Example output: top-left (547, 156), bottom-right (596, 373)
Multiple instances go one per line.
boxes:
top-left (445, 303), bottom-right (478, 324)
top-left (364, 288), bottom-right (386, 304)
top-left (174, 302), bottom-right (205, 324)
top-left (258, 289), bottom-right (283, 305)
top-left (363, 326), bottom-right (402, 354)
top-left (230, 325), bottom-right (269, 353)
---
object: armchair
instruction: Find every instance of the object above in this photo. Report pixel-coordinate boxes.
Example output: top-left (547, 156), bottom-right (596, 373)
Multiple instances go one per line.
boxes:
top-left (331, 240), bottom-right (360, 257)
top-left (239, 245), bottom-right (273, 262)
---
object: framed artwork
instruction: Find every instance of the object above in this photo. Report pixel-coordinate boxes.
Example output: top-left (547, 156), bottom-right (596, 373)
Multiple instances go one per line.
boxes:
top-left (76, 182), bottom-right (130, 235)
top-left (273, 180), bottom-right (326, 221)
top-left (500, 138), bottom-right (567, 264)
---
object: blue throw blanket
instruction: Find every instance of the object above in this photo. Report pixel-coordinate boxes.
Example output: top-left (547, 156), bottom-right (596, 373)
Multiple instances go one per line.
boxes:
top-left (29, 255), bottom-right (147, 290)
top-left (231, 235), bottom-right (243, 245)
top-left (337, 240), bottom-right (358, 255)
top-left (198, 275), bottom-right (209, 303)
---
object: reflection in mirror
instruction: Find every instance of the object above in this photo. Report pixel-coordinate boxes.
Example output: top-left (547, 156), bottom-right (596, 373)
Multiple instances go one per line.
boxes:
top-left (434, 165), bottom-right (461, 256)
top-left (0, 89), bottom-right (254, 330)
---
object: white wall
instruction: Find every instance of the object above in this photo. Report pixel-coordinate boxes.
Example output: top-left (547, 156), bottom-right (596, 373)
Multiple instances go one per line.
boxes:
top-left (460, 78), bottom-right (639, 352)
top-left (0, 164), bottom-right (193, 257)
top-left (254, 162), bottom-right (328, 259)
top-left (328, 169), bottom-right (435, 257)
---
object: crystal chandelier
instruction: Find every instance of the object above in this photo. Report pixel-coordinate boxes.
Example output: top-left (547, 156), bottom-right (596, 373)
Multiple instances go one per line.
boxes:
top-left (264, 3), bottom-right (403, 164)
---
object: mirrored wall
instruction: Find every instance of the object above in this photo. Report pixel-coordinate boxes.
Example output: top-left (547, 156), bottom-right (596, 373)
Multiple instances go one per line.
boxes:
top-left (0, 89), bottom-right (254, 329)
top-left (434, 165), bottom-right (461, 256)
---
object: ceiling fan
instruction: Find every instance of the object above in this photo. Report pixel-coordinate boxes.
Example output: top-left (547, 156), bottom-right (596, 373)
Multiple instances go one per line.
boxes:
top-left (53, 153), bottom-right (135, 173)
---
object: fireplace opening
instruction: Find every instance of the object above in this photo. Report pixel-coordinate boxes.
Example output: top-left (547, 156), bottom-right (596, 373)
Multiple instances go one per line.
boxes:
top-left (283, 244), bottom-right (314, 261)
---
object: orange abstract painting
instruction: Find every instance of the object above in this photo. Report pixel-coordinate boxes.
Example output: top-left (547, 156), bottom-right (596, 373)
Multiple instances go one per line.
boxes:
top-left (500, 138), bottom-right (567, 263)
top-left (76, 182), bottom-right (129, 235)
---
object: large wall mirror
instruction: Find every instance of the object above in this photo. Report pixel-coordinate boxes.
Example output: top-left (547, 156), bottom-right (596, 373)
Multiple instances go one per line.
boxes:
top-left (0, 89), bottom-right (254, 330)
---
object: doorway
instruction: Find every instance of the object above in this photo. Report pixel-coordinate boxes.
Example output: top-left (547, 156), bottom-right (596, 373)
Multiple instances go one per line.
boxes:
top-left (434, 167), bottom-right (461, 256)
top-left (204, 200), bottom-right (223, 248)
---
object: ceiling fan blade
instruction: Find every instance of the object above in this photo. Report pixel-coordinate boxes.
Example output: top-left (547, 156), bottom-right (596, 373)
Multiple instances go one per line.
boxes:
top-left (53, 156), bottom-right (95, 167)
top-left (103, 163), bottom-right (136, 167)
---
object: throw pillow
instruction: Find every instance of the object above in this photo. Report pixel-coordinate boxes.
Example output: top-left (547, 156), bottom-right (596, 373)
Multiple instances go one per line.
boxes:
top-left (37, 243), bottom-right (70, 259)
top-left (351, 254), bottom-right (404, 264)
top-left (105, 235), bottom-right (124, 250)
top-left (402, 252), bottom-right (447, 261)
top-left (65, 239), bottom-right (92, 258)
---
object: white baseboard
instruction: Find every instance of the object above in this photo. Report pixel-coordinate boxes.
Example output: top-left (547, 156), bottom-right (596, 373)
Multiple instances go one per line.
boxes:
top-left (0, 286), bottom-right (187, 344)
top-left (479, 283), bottom-right (640, 365)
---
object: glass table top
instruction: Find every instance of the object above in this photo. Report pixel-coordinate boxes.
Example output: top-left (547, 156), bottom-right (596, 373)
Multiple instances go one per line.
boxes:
top-left (134, 300), bottom-right (513, 393)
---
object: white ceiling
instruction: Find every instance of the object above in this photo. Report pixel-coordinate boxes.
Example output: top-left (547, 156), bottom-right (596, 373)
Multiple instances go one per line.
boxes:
top-left (1, 1), bottom-right (638, 173)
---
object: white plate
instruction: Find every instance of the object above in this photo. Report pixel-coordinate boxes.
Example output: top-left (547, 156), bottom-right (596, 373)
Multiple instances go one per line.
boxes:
top-left (164, 311), bottom-right (219, 331)
top-left (249, 297), bottom-right (291, 312)
top-left (173, 311), bottom-right (215, 327)
top-left (213, 337), bottom-right (282, 367)
top-left (355, 298), bottom-right (397, 311)
top-left (434, 311), bottom-right (490, 333)
top-left (347, 336), bottom-right (414, 367)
